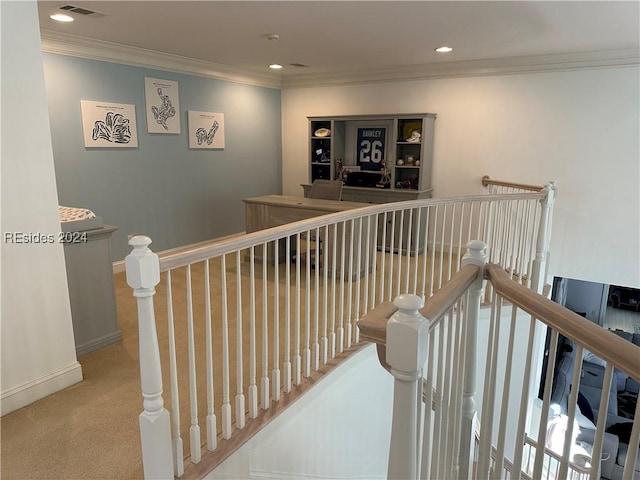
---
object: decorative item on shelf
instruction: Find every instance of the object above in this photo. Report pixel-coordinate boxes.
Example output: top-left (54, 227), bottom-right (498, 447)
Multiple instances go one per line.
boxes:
top-left (314, 127), bottom-right (331, 137)
top-left (396, 174), bottom-right (419, 190)
top-left (314, 147), bottom-right (330, 162)
top-left (396, 158), bottom-right (404, 166)
top-left (405, 130), bottom-right (421, 143)
top-left (376, 160), bottom-right (391, 189)
top-left (335, 157), bottom-right (343, 180)
top-left (415, 159), bottom-right (420, 167)
top-left (405, 154), bottom-right (415, 166)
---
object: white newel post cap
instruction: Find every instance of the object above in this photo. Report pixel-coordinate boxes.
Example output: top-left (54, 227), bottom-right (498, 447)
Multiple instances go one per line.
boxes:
top-left (125, 235), bottom-right (160, 291)
top-left (386, 294), bottom-right (427, 375)
top-left (462, 240), bottom-right (488, 267)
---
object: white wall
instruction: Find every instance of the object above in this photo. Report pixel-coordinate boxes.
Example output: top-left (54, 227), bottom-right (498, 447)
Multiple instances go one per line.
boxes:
top-left (0, 1), bottom-right (82, 415)
top-left (281, 67), bottom-right (640, 289)
top-left (208, 345), bottom-right (394, 479)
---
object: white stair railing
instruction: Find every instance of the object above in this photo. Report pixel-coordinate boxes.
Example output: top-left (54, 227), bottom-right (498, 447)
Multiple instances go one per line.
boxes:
top-left (125, 179), bottom-right (554, 478)
top-left (361, 242), bottom-right (640, 480)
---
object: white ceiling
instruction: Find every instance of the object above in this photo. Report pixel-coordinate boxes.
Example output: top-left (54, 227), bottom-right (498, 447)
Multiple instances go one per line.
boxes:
top-left (37, 1), bottom-right (640, 87)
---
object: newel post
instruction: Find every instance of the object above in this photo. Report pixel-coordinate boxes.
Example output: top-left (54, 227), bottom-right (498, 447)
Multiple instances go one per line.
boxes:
top-left (459, 240), bottom-right (487, 480)
top-left (531, 182), bottom-right (556, 294)
top-left (125, 236), bottom-right (174, 479)
top-left (386, 293), bottom-right (427, 480)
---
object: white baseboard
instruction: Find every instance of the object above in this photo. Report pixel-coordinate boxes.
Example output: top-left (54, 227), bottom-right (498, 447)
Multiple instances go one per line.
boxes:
top-left (75, 330), bottom-right (123, 357)
top-left (431, 241), bottom-right (463, 254)
top-left (112, 232), bottom-right (246, 274)
top-left (1, 361), bottom-right (83, 416)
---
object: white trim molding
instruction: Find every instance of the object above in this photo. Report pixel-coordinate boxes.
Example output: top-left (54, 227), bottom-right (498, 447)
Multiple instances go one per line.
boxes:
top-left (282, 49), bottom-right (640, 88)
top-left (1, 362), bottom-right (83, 416)
top-left (40, 30), bottom-right (282, 89)
top-left (40, 29), bottom-right (638, 90)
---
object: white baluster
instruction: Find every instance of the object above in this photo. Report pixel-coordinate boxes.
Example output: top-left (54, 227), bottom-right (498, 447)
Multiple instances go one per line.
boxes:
top-left (379, 212), bottom-right (388, 304)
top-left (363, 215), bottom-right (376, 315)
top-left (125, 236), bottom-right (174, 479)
top-left (338, 222), bottom-right (346, 353)
top-left (420, 332), bottom-right (436, 479)
top-left (404, 208), bottom-right (413, 293)
top-left (430, 318), bottom-right (445, 479)
top-left (203, 262), bottom-right (217, 453)
top-left (329, 223), bottom-right (338, 359)
top-left (493, 304), bottom-right (519, 477)
top-left (388, 213), bottom-right (396, 301)
top-left (420, 207), bottom-right (430, 299)
top-left (313, 227), bottom-right (320, 370)
top-left (429, 206), bottom-right (438, 298)
top-left (447, 204), bottom-right (455, 281)
top-left (412, 208), bottom-right (421, 295)
top-left (456, 203), bottom-right (465, 272)
top-left (185, 264), bottom-right (201, 463)
top-left (303, 233), bottom-right (311, 377)
top-left (248, 247), bottom-right (258, 417)
top-left (220, 255), bottom-right (232, 439)
top-left (261, 244), bottom-right (270, 408)
top-left (165, 271), bottom-right (185, 475)
top-left (448, 301), bottom-right (465, 478)
top-left (387, 293), bottom-right (427, 480)
top-left (511, 314), bottom-right (540, 477)
top-left (395, 210), bottom-right (404, 298)
top-left (284, 239), bottom-right (292, 393)
top-left (235, 253), bottom-right (245, 429)
top-left (272, 243), bottom-right (281, 401)
top-left (437, 205), bottom-right (446, 290)
top-left (294, 234), bottom-right (301, 385)
top-left (346, 219), bottom-right (355, 347)
top-left (321, 226), bottom-right (329, 365)
top-left (458, 240), bottom-right (487, 480)
top-left (354, 218), bottom-right (362, 344)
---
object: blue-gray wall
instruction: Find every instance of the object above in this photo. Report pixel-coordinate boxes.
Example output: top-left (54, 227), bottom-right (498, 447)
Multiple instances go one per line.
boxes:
top-left (43, 53), bottom-right (282, 261)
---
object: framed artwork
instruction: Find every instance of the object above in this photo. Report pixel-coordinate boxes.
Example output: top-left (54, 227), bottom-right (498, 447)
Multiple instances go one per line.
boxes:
top-left (144, 77), bottom-right (180, 133)
top-left (356, 126), bottom-right (386, 171)
top-left (81, 100), bottom-right (138, 148)
top-left (188, 111), bottom-right (225, 149)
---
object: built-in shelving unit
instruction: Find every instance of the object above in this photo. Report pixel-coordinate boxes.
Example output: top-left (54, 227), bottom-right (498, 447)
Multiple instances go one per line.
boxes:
top-left (304, 113), bottom-right (437, 254)
top-left (307, 113), bottom-right (435, 194)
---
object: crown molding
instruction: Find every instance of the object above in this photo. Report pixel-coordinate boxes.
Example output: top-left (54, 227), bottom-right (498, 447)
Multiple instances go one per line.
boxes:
top-left (40, 30), bottom-right (638, 90)
top-left (40, 30), bottom-right (282, 89)
top-left (281, 49), bottom-right (640, 88)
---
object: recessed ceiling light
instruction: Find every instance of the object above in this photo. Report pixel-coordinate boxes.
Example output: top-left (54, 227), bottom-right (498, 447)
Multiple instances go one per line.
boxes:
top-left (50, 12), bottom-right (74, 22)
top-left (435, 46), bottom-right (453, 53)
top-left (269, 64), bottom-right (283, 70)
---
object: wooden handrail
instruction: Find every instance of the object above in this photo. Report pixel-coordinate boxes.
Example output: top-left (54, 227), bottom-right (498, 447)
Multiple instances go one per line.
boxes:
top-left (482, 175), bottom-right (544, 192)
top-left (486, 264), bottom-right (640, 381)
top-left (358, 264), bottom-right (482, 345)
top-left (421, 264), bottom-right (481, 328)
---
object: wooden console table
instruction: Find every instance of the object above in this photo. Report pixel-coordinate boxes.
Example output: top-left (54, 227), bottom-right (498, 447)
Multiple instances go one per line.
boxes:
top-left (243, 195), bottom-right (371, 277)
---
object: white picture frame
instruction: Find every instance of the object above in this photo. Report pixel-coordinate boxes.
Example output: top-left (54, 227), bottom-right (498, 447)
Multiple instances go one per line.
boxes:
top-left (188, 111), bottom-right (225, 149)
top-left (81, 100), bottom-right (138, 148)
top-left (144, 77), bottom-right (180, 134)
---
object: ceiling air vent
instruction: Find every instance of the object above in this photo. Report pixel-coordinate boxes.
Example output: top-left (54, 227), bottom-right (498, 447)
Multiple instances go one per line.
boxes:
top-left (289, 63), bottom-right (310, 68)
top-left (57, 4), bottom-right (107, 18)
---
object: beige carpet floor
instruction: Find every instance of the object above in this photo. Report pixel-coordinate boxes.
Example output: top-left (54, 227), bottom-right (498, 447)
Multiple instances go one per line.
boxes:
top-left (1, 271), bottom-right (148, 480)
top-left (1, 246), bottom-right (447, 480)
